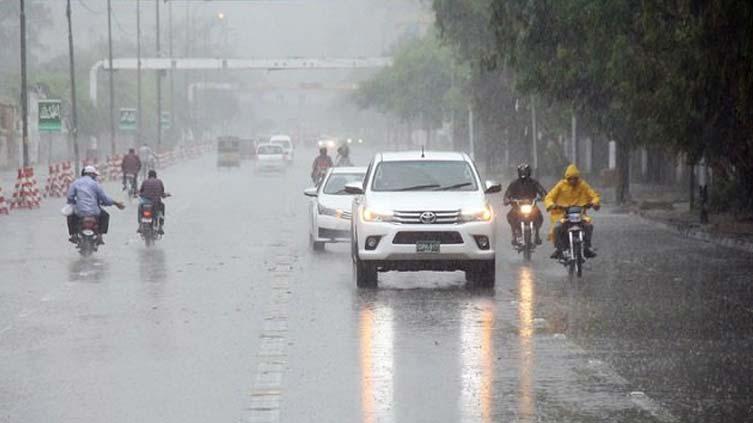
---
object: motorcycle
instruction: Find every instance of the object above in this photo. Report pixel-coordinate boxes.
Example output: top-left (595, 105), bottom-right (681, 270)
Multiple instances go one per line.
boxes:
top-left (556, 204), bottom-right (593, 277)
top-left (138, 194), bottom-right (169, 247)
top-left (124, 174), bottom-right (138, 200)
top-left (510, 198), bottom-right (538, 261)
top-left (76, 216), bottom-right (100, 256)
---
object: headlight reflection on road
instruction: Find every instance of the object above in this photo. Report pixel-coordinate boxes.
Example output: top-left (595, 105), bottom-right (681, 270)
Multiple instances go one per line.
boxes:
top-left (359, 303), bottom-right (394, 423)
top-left (459, 299), bottom-right (496, 422)
top-left (518, 266), bottom-right (536, 421)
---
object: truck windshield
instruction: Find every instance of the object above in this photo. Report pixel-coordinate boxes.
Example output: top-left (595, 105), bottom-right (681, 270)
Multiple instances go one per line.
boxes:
top-left (371, 161), bottom-right (478, 192)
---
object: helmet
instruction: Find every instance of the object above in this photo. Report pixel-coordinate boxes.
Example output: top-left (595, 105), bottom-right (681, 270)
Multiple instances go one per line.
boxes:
top-left (83, 165), bottom-right (99, 176)
top-left (148, 170), bottom-right (157, 178)
top-left (319, 147), bottom-right (327, 155)
top-left (517, 163), bottom-right (531, 179)
top-left (338, 144), bottom-right (349, 156)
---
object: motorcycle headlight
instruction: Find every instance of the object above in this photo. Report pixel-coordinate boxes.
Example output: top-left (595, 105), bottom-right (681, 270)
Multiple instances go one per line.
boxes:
top-left (361, 207), bottom-right (394, 222)
top-left (460, 206), bottom-right (493, 222)
top-left (318, 203), bottom-right (339, 217)
top-left (520, 204), bottom-right (533, 215)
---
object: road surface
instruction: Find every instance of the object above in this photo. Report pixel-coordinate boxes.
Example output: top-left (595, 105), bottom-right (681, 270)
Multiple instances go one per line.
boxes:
top-left (1, 150), bottom-right (752, 422)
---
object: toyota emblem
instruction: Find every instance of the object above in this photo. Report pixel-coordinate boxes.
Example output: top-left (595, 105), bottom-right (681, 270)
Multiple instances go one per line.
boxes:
top-left (419, 211), bottom-right (437, 224)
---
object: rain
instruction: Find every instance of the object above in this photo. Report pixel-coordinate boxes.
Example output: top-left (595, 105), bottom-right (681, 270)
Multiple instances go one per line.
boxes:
top-left (1, 1), bottom-right (752, 422)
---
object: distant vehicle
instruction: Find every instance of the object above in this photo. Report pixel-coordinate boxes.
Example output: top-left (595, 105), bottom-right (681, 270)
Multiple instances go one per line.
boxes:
top-left (269, 135), bottom-right (294, 163)
top-left (347, 151), bottom-right (502, 288)
top-left (304, 166), bottom-right (367, 251)
top-left (217, 136), bottom-right (241, 168)
top-left (255, 143), bottom-right (286, 173)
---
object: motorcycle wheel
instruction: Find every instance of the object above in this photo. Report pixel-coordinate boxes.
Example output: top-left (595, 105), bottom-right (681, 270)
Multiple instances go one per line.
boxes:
top-left (574, 243), bottom-right (583, 277)
top-left (523, 228), bottom-right (532, 261)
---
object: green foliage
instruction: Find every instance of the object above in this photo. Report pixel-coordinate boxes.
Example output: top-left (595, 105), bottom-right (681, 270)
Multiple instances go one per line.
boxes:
top-left (354, 32), bottom-right (456, 129)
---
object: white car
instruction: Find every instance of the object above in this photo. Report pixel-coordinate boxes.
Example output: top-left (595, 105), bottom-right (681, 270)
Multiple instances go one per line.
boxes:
top-left (346, 151), bottom-right (501, 288)
top-left (304, 167), bottom-right (367, 251)
top-left (269, 134), bottom-right (294, 163)
top-left (255, 143), bottom-right (286, 173)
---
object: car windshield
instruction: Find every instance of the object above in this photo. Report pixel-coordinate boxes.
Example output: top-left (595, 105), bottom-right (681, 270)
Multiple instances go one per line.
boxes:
top-left (371, 160), bottom-right (478, 192)
top-left (323, 173), bottom-right (365, 195)
top-left (257, 145), bottom-right (283, 155)
top-left (271, 140), bottom-right (291, 149)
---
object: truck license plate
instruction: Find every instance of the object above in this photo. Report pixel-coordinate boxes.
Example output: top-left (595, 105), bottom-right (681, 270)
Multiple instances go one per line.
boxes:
top-left (416, 240), bottom-right (440, 253)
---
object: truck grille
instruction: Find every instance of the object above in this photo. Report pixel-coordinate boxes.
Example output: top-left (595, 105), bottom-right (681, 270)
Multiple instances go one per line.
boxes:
top-left (393, 210), bottom-right (460, 224)
top-left (392, 231), bottom-right (464, 245)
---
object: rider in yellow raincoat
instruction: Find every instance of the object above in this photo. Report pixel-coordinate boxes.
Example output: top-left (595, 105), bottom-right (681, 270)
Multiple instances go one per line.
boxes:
top-left (544, 164), bottom-right (600, 259)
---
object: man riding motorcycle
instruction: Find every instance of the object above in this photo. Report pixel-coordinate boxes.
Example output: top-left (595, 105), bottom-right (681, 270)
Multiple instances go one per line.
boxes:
top-left (336, 144), bottom-right (353, 167)
top-left (503, 163), bottom-right (547, 246)
top-left (139, 170), bottom-right (168, 235)
top-left (544, 164), bottom-right (601, 259)
top-left (66, 165), bottom-right (125, 244)
top-left (311, 147), bottom-right (333, 184)
top-left (121, 148), bottom-right (142, 192)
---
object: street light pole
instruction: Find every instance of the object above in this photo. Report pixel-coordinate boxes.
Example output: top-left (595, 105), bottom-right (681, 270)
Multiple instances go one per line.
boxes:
top-left (66, 0), bottom-right (81, 175)
top-left (19, 0), bottom-right (29, 168)
top-left (137, 0), bottom-right (142, 147)
top-left (107, 0), bottom-right (116, 155)
top-left (168, 0), bottom-right (174, 146)
top-left (156, 0), bottom-right (162, 152)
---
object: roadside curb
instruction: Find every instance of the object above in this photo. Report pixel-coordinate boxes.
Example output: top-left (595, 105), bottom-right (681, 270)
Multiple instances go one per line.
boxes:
top-left (635, 211), bottom-right (753, 254)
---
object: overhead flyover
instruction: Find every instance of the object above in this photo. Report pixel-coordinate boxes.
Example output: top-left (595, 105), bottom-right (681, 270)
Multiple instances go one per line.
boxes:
top-left (89, 57), bottom-right (393, 105)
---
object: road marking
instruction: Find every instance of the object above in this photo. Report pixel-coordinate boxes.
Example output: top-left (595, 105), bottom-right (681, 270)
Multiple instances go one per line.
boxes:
top-left (246, 247), bottom-right (297, 423)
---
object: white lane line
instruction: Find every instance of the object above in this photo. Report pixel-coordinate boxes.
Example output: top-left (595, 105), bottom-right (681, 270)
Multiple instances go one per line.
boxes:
top-left (246, 250), bottom-right (297, 423)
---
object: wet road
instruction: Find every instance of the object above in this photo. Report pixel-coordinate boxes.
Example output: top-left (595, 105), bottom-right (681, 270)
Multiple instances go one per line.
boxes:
top-left (1, 151), bottom-right (752, 422)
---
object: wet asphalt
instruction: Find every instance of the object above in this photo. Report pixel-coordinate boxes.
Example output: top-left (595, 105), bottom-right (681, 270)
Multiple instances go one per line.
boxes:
top-left (1, 151), bottom-right (752, 423)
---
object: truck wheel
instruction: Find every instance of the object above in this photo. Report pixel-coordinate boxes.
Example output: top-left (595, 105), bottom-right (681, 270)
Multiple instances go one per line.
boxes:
top-left (471, 259), bottom-right (496, 288)
top-left (354, 256), bottom-right (377, 288)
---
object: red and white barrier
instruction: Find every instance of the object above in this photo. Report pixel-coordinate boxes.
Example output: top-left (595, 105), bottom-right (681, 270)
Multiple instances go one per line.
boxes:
top-left (0, 185), bottom-right (9, 215)
top-left (10, 167), bottom-right (41, 209)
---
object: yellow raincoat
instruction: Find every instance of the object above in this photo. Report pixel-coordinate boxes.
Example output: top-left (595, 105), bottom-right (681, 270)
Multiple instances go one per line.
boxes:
top-left (544, 164), bottom-right (600, 239)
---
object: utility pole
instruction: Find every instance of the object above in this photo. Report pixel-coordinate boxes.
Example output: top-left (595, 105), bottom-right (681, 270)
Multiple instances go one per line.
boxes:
top-left (571, 112), bottom-right (577, 167)
top-left (156, 0), bottom-right (162, 152)
top-left (468, 104), bottom-right (475, 160)
top-left (530, 95), bottom-right (538, 171)
top-left (168, 0), bottom-right (174, 146)
top-left (107, 0), bottom-right (116, 155)
top-left (137, 0), bottom-right (143, 147)
top-left (66, 0), bottom-right (81, 175)
top-left (19, 0), bottom-right (29, 168)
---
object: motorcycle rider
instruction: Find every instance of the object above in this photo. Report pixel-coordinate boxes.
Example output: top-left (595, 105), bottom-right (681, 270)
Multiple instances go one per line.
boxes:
top-left (503, 163), bottom-right (547, 246)
top-left (544, 164), bottom-right (601, 259)
top-left (311, 147), bottom-right (333, 184)
top-left (336, 144), bottom-right (353, 167)
top-left (121, 148), bottom-right (142, 192)
top-left (139, 170), bottom-right (168, 235)
top-left (66, 165), bottom-right (125, 244)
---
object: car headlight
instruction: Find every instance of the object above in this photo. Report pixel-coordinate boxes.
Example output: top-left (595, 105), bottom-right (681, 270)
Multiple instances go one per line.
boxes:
top-left (318, 204), bottom-right (339, 217)
top-left (520, 204), bottom-right (533, 215)
top-left (460, 206), bottom-right (493, 222)
top-left (361, 207), bottom-right (394, 222)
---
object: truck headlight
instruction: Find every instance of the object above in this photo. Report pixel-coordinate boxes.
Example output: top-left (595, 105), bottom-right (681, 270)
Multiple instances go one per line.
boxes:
top-left (460, 206), bottom-right (493, 222)
top-left (362, 207), bottom-right (394, 222)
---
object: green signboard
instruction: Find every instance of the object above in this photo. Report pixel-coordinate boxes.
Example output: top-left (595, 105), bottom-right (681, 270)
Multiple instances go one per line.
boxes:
top-left (119, 108), bottom-right (137, 131)
top-left (160, 111), bottom-right (171, 130)
top-left (38, 100), bottom-right (62, 133)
